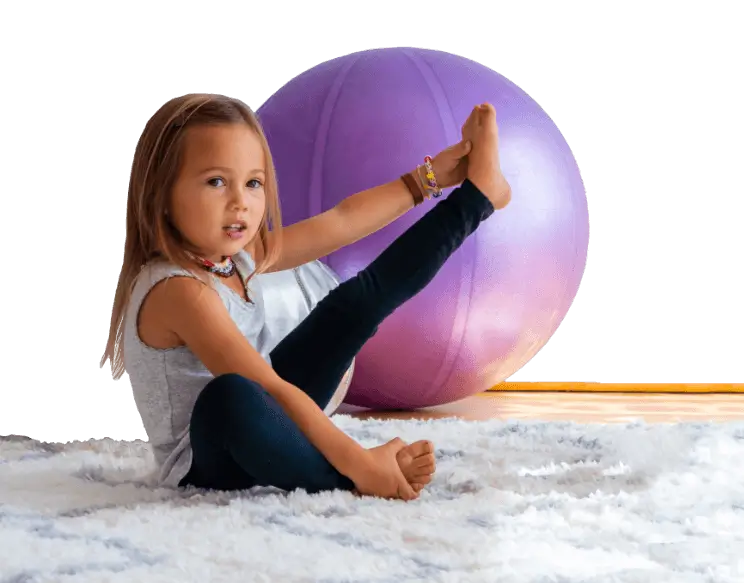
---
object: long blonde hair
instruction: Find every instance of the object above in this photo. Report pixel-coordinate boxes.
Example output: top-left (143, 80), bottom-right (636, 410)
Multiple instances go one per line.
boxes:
top-left (101, 93), bottom-right (283, 379)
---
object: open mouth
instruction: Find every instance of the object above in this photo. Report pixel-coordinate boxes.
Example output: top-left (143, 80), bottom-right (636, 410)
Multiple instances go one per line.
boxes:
top-left (223, 221), bottom-right (248, 233)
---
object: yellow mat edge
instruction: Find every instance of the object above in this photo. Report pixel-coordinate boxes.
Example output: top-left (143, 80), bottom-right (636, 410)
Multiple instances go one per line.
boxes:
top-left (488, 382), bottom-right (744, 393)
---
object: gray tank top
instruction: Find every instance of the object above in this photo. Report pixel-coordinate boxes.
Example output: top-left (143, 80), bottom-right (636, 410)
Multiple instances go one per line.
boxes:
top-left (123, 250), bottom-right (270, 488)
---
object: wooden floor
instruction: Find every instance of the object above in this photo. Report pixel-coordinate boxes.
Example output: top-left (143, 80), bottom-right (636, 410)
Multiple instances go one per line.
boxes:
top-left (346, 391), bottom-right (744, 423)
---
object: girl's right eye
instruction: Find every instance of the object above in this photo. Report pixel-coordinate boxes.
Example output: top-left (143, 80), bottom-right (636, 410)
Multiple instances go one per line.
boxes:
top-left (207, 177), bottom-right (225, 188)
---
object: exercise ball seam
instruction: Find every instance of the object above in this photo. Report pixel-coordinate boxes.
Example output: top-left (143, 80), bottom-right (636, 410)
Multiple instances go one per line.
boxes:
top-left (403, 48), bottom-right (477, 397)
top-left (308, 54), bottom-right (364, 218)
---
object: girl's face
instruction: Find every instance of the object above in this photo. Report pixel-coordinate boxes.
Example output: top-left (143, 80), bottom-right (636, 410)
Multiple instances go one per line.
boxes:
top-left (169, 123), bottom-right (267, 263)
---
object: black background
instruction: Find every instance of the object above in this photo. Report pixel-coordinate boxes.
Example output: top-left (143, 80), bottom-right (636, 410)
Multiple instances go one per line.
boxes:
top-left (13, 39), bottom-right (744, 439)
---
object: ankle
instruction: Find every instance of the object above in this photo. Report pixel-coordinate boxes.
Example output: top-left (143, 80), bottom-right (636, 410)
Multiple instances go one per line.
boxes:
top-left (490, 176), bottom-right (512, 209)
top-left (468, 173), bottom-right (511, 210)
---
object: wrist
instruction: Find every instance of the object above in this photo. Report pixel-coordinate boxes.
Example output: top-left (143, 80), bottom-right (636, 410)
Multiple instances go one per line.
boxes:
top-left (430, 156), bottom-right (447, 188)
top-left (401, 171), bottom-right (425, 206)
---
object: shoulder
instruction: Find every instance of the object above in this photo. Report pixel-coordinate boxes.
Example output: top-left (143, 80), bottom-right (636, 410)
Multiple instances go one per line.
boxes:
top-left (135, 263), bottom-right (225, 349)
top-left (136, 258), bottom-right (198, 288)
top-left (132, 257), bottom-right (219, 312)
top-left (143, 267), bottom-right (215, 315)
top-left (133, 258), bottom-right (220, 301)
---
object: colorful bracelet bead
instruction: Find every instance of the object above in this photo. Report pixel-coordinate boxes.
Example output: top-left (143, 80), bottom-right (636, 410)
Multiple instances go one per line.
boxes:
top-left (423, 155), bottom-right (443, 198)
top-left (415, 165), bottom-right (432, 200)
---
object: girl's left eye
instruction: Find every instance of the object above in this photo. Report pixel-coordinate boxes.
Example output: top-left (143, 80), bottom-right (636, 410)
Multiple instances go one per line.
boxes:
top-left (207, 178), bottom-right (262, 189)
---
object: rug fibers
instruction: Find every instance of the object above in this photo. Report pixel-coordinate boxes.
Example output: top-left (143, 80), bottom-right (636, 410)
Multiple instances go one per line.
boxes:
top-left (1, 415), bottom-right (743, 582)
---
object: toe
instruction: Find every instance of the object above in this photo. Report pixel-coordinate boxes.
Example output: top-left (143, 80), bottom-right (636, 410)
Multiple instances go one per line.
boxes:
top-left (414, 453), bottom-right (436, 473)
top-left (415, 474), bottom-right (433, 486)
top-left (408, 440), bottom-right (434, 457)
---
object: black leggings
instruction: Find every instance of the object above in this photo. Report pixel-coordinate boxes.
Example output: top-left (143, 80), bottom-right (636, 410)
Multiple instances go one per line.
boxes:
top-left (179, 179), bottom-right (494, 493)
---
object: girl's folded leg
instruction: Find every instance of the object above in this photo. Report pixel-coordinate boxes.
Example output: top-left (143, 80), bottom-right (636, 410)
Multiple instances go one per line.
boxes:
top-left (179, 373), bottom-right (355, 493)
top-left (269, 178), bottom-right (495, 409)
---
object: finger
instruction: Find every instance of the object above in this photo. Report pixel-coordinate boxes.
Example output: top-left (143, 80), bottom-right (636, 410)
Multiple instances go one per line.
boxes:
top-left (448, 139), bottom-right (471, 159)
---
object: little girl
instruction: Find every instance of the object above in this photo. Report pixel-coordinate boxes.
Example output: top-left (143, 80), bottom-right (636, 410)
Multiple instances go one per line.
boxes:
top-left (101, 94), bottom-right (511, 501)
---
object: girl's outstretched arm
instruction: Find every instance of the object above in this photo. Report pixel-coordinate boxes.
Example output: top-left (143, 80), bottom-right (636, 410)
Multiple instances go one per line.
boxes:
top-left (253, 138), bottom-right (472, 272)
top-left (257, 177), bottom-right (414, 272)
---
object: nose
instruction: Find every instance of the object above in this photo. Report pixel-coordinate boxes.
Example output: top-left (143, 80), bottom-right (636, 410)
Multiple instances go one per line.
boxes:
top-left (228, 184), bottom-right (250, 211)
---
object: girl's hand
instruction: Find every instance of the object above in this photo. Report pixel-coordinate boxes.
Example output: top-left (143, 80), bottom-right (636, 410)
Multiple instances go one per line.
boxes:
top-left (429, 137), bottom-right (472, 189)
top-left (351, 438), bottom-right (420, 501)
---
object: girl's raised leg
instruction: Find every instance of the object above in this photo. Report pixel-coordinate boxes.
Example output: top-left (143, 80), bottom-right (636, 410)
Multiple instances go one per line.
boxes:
top-left (269, 179), bottom-right (495, 409)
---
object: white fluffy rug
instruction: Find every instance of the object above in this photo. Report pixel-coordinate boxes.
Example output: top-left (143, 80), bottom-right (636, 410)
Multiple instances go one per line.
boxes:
top-left (2, 416), bottom-right (744, 582)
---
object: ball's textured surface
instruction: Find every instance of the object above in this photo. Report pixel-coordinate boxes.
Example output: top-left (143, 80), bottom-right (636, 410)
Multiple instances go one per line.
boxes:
top-left (257, 47), bottom-right (589, 409)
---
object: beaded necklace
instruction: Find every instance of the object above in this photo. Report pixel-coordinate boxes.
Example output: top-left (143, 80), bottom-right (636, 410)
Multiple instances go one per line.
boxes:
top-left (187, 252), bottom-right (236, 278)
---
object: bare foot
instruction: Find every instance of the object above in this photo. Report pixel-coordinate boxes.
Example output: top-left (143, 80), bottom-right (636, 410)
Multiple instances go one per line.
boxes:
top-left (349, 440), bottom-right (435, 500)
top-left (462, 103), bottom-right (512, 210)
top-left (396, 440), bottom-right (436, 492)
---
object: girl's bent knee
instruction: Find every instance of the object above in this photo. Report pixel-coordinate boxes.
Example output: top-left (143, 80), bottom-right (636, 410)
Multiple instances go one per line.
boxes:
top-left (197, 373), bottom-right (266, 409)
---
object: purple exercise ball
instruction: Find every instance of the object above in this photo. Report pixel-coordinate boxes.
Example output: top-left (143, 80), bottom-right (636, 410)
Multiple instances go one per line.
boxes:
top-left (257, 47), bottom-right (589, 410)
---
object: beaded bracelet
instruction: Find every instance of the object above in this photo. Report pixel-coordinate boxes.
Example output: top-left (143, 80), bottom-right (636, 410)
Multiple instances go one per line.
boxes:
top-left (422, 155), bottom-right (443, 198)
top-left (414, 165), bottom-right (432, 200)
top-left (400, 155), bottom-right (443, 206)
